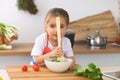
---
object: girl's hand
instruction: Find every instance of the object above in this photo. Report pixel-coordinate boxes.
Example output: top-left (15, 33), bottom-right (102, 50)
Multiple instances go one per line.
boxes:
top-left (69, 63), bottom-right (77, 71)
top-left (67, 57), bottom-right (77, 71)
top-left (49, 47), bottom-right (63, 57)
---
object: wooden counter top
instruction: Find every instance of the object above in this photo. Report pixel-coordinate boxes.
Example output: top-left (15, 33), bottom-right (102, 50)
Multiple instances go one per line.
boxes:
top-left (6, 65), bottom-right (89, 80)
top-left (6, 65), bottom-right (118, 80)
top-left (0, 43), bottom-right (34, 55)
top-left (0, 42), bottom-right (120, 55)
top-left (73, 42), bottom-right (120, 54)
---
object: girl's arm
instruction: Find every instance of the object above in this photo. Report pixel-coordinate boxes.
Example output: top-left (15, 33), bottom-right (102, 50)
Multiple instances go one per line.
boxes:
top-left (33, 52), bottom-right (52, 64)
top-left (33, 47), bottom-right (63, 64)
top-left (67, 56), bottom-right (77, 70)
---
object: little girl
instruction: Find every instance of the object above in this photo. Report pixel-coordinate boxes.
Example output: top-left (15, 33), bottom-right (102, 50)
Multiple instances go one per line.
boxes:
top-left (31, 8), bottom-right (76, 70)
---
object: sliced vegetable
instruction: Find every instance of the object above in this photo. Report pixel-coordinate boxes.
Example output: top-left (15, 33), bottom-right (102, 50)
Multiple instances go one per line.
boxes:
top-left (0, 44), bottom-right (12, 50)
top-left (0, 23), bottom-right (19, 41)
top-left (0, 76), bottom-right (2, 80)
top-left (74, 63), bottom-right (103, 80)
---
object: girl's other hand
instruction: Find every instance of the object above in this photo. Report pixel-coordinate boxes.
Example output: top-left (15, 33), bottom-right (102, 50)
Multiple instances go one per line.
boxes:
top-left (49, 47), bottom-right (63, 58)
top-left (69, 63), bottom-right (77, 71)
top-left (67, 57), bottom-right (77, 71)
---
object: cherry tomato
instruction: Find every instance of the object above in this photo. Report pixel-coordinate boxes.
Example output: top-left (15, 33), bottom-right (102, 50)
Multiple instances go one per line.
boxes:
top-left (21, 65), bottom-right (28, 71)
top-left (32, 64), bottom-right (39, 71)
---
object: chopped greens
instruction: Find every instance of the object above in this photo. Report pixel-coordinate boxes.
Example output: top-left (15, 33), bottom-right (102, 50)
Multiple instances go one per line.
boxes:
top-left (46, 58), bottom-right (67, 62)
top-left (57, 56), bottom-right (66, 62)
top-left (52, 59), bottom-right (60, 62)
top-left (74, 63), bottom-right (103, 80)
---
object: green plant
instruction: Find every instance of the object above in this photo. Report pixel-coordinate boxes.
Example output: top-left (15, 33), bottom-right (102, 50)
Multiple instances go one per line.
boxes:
top-left (17, 0), bottom-right (38, 14)
top-left (74, 63), bottom-right (103, 80)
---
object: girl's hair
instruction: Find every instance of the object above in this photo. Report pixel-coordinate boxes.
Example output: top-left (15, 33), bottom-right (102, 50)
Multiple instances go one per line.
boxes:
top-left (44, 8), bottom-right (69, 26)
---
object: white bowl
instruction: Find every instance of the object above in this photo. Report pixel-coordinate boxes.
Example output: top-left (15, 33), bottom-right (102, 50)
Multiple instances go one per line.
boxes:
top-left (44, 58), bottom-right (73, 73)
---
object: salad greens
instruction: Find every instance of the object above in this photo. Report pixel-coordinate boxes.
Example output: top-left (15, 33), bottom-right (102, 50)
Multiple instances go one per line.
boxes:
top-left (0, 23), bottom-right (19, 40)
top-left (52, 59), bottom-right (60, 62)
top-left (47, 58), bottom-right (66, 62)
top-left (74, 63), bottom-right (103, 80)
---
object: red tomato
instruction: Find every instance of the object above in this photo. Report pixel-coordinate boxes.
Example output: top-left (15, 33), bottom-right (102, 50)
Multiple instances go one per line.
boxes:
top-left (115, 37), bottom-right (120, 44)
top-left (21, 65), bottom-right (28, 71)
top-left (32, 64), bottom-right (39, 71)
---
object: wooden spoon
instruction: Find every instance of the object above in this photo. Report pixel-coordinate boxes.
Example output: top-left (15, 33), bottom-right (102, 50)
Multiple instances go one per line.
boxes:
top-left (56, 17), bottom-right (66, 62)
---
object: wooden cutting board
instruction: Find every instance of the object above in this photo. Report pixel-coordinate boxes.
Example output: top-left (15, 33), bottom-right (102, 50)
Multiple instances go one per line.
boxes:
top-left (6, 65), bottom-right (90, 80)
top-left (68, 10), bottom-right (118, 42)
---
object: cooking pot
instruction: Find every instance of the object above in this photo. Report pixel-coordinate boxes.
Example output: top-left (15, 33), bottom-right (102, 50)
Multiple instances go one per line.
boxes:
top-left (86, 30), bottom-right (107, 49)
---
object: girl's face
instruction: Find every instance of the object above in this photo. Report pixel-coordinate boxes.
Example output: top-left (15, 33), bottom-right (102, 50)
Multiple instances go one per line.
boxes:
top-left (46, 16), bottom-right (67, 41)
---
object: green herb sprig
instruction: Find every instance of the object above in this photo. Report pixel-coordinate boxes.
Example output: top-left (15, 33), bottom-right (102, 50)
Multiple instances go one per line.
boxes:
top-left (74, 63), bottom-right (103, 80)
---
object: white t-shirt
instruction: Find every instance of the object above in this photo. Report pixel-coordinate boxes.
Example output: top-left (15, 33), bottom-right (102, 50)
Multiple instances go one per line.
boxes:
top-left (31, 32), bottom-right (74, 57)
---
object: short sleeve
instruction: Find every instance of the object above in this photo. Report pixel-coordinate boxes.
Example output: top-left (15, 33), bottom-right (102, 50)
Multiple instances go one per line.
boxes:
top-left (31, 33), bottom-right (47, 56)
top-left (62, 37), bottom-right (74, 57)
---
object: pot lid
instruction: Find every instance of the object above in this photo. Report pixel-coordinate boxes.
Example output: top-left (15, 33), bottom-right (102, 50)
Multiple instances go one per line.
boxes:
top-left (87, 30), bottom-right (106, 39)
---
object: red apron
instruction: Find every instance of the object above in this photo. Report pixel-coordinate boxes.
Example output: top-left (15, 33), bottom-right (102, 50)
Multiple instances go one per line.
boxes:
top-left (43, 41), bottom-right (51, 54)
top-left (32, 36), bottom-right (51, 64)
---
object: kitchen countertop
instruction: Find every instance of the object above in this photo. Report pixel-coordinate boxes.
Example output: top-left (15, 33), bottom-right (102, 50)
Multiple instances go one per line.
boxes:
top-left (73, 41), bottom-right (120, 54)
top-left (0, 42), bottom-right (120, 55)
top-left (0, 66), bottom-right (119, 80)
top-left (5, 65), bottom-right (120, 80)
top-left (6, 65), bottom-right (89, 80)
top-left (0, 43), bottom-right (34, 55)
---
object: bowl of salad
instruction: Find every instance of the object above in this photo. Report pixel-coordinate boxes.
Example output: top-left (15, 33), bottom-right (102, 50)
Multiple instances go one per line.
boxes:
top-left (44, 57), bottom-right (73, 73)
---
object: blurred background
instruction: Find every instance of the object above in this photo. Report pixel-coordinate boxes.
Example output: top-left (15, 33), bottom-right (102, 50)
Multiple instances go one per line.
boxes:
top-left (0, 0), bottom-right (119, 69)
top-left (0, 0), bottom-right (118, 43)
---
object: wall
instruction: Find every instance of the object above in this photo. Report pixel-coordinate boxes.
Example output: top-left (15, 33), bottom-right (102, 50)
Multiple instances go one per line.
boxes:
top-left (0, 0), bottom-right (118, 43)
top-left (0, 0), bottom-right (120, 69)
